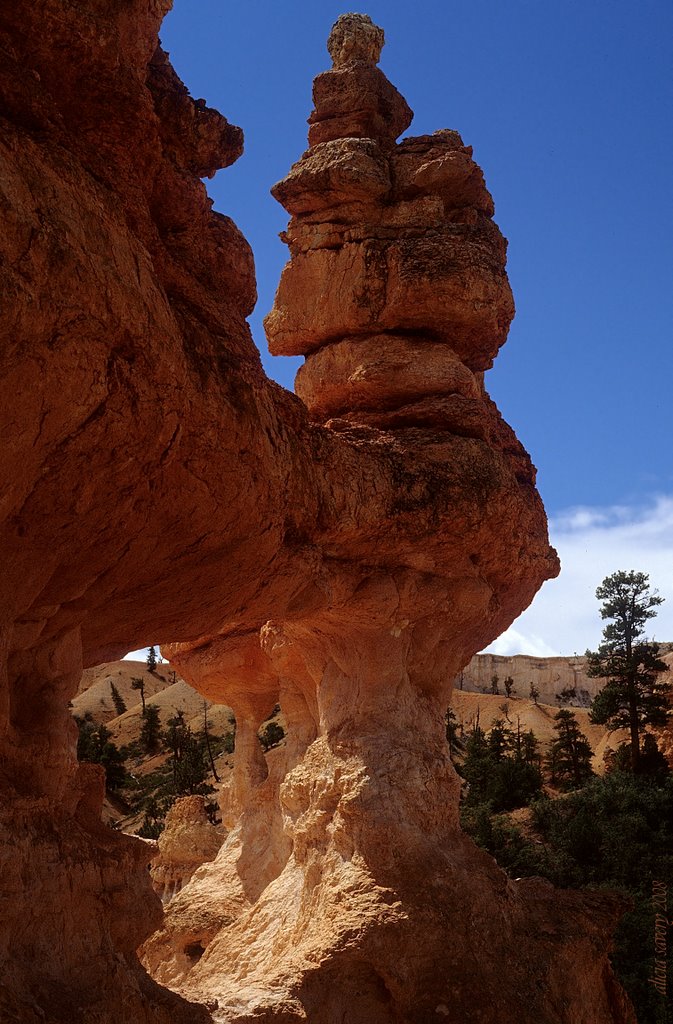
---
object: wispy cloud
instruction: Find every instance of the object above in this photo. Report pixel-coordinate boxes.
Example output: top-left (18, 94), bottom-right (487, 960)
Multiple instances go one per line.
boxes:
top-left (485, 495), bottom-right (673, 656)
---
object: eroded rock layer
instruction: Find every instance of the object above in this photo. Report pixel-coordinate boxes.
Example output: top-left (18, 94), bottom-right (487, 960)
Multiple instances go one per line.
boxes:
top-left (150, 796), bottom-right (226, 904)
top-left (141, 15), bottom-right (634, 1024)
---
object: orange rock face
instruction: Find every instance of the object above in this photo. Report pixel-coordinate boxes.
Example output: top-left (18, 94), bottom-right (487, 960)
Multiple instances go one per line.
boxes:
top-left (0, 5), bottom-right (632, 1024)
top-left (150, 796), bottom-right (226, 904)
top-left (0, 1), bottom-right (277, 1020)
top-left (265, 39), bottom-right (511, 375)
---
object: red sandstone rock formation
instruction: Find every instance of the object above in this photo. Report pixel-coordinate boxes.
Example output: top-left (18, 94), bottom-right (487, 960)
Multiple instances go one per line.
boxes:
top-left (140, 15), bottom-right (634, 1024)
top-left (0, 1), bottom-right (635, 1021)
top-left (1, 1), bottom-right (282, 1019)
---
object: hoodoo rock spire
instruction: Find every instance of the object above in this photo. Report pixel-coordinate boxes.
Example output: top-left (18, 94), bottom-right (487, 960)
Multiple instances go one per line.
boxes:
top-left (265, 14), bottom-right (514, 443)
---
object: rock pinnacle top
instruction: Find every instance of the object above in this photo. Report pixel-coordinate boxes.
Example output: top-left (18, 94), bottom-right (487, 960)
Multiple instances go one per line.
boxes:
top-left (306, 13), bottom-right (411, 148)
top-left (327, 13), bottom-right (385, 67)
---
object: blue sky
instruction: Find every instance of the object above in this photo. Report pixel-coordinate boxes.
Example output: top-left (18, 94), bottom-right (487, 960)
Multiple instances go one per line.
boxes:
top-left (138, 1), bottom-right (673, 655)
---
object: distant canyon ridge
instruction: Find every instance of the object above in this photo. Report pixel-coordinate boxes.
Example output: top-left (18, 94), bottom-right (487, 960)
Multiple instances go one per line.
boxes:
top-left (458, 644), bottom-right (673, 707)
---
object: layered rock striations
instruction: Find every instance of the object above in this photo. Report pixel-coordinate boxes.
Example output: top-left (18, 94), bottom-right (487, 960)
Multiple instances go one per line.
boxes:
top-left (457, 647), bottom-right (673, 709)
top-left (266, 21), bottom-right (513, 440)
top-left (457, 652), bottom-right (601, 706)
top-left (142, 15), bottom-right (634, 1024)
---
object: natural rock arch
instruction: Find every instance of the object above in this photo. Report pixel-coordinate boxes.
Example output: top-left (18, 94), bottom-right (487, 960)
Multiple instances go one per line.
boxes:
top-left (0, 5), bottom-right (633, 1023)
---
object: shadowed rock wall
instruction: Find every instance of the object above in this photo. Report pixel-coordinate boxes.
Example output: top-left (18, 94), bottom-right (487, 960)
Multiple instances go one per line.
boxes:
top-left (0, 1), bottom-right (301, 1018)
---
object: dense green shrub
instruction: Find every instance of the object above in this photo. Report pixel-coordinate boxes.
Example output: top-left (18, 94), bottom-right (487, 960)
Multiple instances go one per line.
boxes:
top-left (459, 720), bottom-right (542, 812)
top-left (462, 771), bottom-right (673, 1023)
top-left (75, 714), bottom-right (127, 792)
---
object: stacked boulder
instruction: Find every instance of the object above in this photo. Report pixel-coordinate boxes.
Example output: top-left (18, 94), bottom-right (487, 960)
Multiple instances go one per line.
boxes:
top-left (265, 13), bottom-right (514, 438)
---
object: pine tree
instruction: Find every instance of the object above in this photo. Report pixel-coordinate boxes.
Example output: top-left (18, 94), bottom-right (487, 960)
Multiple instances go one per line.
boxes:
top-left (545, 709), bottom-right (594, 790)
top-left (638, 733), bottom-right (670, 780)
top-left (131, 676), bottom-right (146, 713)
top-left (75, 715), bottom-right (126, 791)
top-left (498, 701), bottom-right (512, 724)
top-left (487, 718), bottom-right (512, 762)
top-left (461, 723), bottom-right (492, 803)
top-left (521, 729), bottom-right (541, 766)
top-left (146, 646), bottom-right (157, 673)
top-left (164, 710), bottom-right (212, 796)
top-left (503, 676), bottom-right (515, 698)
top-left (587, 571), bottom-right (671, 773)
top-left (202, 700), bottom-right (220, 783)
top-left (461, 719), bottom-right (542, 812)
top-left (110, 682), bottom-right (127, 717)
top-left (140, 704), bottom-right (162, 753)
top-left (529, 682), bottom-right (540, 705)
top-left (445, 708), bottom-right (462, 755)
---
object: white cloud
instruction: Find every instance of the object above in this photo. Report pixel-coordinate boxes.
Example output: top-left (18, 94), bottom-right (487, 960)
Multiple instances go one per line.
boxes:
top-left (123, 646), bottom-right (170, 665)
top-left (123, 648), bottom-right (149, 662)
top-left (485, 494), bottom-right (673, 656)
top-left (487, 628), bottom-right (560, 659)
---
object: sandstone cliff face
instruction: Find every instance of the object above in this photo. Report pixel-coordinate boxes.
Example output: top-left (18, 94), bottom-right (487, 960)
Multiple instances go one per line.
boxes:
top-left (0, 3), bottom-right (633, 1022)
top-left (457, 648), bottom-right (673, 723)
top-left (458, 652), bottom-right (600, 706)
top-left (140, 15), bottom-right (633, 1024)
